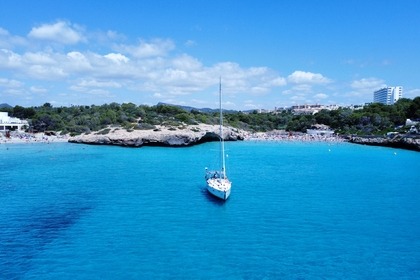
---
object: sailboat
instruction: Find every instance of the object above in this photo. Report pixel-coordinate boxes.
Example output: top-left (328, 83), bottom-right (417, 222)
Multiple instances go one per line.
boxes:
top-left (205, 79), bottom-right (232, 200)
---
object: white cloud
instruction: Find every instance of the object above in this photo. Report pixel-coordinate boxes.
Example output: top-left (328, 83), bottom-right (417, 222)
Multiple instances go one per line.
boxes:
top-left (30, 86), bottom-right (47, 93)
top-left (116, 39), bottom-right (175, 58)
top-left (0, 27), bottom-right (26, 48)
top-left (0, 77), bottom-right (23, 88)
top-left (23, 52), bottom-right (56, 65)
top-left (405, 88), bottom-right (420, 99)
top-left (86, 88), bottom-right (113, 96)
top-left (345, 77), bottom-right (387, 104)
top-left (4, 20), bottom-right (383, 108)
top-left (0, 27), bottom-right (8, 36)
top-left (224, 101), bottom-right (236, 107)
top-left (209, 62), bottom-right (286, 95)
top-left (66, 51), bottom-right (92, 71)
top-left (350, 77), bottom-right (386, 92)
top-left (104, 53), bottom-right (129, 64)
top-left (189, 98), bottom-right (209, 106)
top-left (2, 88), bottom-right (25, 96)
top-left (281, 86), bottom-right (331, 105)
top-left (267, 77), bottom-right (287, 87)
top-left (288, 70), bottom-right (331, 84)
top-left (250, 86), bottom-right (268, 94)
top-left (28, 21), bottom-right (84, 44)
top-left (282, 89), bottom-right (293, 95)
top-left (314, 93), bottom-right (328, 99)
top-left (0, 78), bottom-right (25, 98)
top-left (0, 49), bottom-right (22, 69)
top-left (0, 38), bottom-right (293, 106)
top-left (1, 49), bottom-right (69, 80)
top-left (77, 79), bottom-right (122, 88)
top-left (292, 84), bottom-right (312, 92)
top-left (106, 30), bottom-right (125, 41)
top-left (69, 84), bottom-right (114, 97)
top-left (290, 94), bottom-right (306, 101)
top-left (244, 102), bottom-right (258, 109)
top-left (171, 54), bottom-right (202, 70)
top-left (28, 65), bottom-right (68, 80)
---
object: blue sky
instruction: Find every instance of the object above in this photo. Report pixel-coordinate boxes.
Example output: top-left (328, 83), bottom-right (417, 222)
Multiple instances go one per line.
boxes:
top-left (0, 0), bottom-right (419, 110)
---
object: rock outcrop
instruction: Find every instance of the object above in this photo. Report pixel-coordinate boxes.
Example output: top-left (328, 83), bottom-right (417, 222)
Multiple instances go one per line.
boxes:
top-left (68, 124), bottom-right (245, 147)
top-left (349, 135), bottom-right (420, 152)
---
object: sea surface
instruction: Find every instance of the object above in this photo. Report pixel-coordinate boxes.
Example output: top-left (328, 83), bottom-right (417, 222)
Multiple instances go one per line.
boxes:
top-left (0, 141), bottom-right (419, 279)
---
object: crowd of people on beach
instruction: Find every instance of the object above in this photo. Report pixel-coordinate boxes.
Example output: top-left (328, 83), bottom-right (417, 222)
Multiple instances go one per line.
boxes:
top-left (0, 131), bottom-right (68, 144)
top-left (244, 131), bottom-right (346, 143)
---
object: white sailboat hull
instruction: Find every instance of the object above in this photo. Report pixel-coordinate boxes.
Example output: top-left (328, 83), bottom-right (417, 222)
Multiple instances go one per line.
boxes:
top-left (206, 178), bottom-right (231, 200)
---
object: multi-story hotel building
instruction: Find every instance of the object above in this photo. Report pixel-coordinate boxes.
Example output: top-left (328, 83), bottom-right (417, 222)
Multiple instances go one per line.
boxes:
top-left (373, 86), bottom-right (403, 105)
top-left (0, 112), bottom-right (29, 132)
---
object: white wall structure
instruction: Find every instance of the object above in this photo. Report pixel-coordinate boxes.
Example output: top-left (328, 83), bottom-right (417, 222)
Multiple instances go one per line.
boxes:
top-left (0, 112), bottom-right (29, 132)
top-left (373, 86), bottom-right (403, 105)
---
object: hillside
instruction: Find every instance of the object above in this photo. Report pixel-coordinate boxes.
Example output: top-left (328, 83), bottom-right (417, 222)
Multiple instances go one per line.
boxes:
top-left (0, 97), bottom-right (419, 137)
top-left (0, 103), bottom-right (12, 108)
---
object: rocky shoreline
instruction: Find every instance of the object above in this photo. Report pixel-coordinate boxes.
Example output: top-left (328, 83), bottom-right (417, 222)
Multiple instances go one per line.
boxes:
top-left (4, 125), bottom-right (419, 152)
top-left (348, 135), bottom-right (420, 152)
top-left (68, 124), bottom-right (245, 147)
top-left (68, 126), bottom-right (420, 152)
top-left (68, 124), bottom-right (420, 151)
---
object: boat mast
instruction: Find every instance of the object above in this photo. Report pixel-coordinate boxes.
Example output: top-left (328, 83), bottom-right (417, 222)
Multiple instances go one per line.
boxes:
top-left (219, 77), bottom-right (226, 178)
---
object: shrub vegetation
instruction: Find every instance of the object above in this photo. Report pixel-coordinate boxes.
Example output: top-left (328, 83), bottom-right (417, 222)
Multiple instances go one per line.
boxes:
top-left (1, 97), bottom-right (419, 136)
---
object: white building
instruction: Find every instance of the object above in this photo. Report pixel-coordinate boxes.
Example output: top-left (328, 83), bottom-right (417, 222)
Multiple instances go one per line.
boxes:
top-left (0, 112), bottom-right (29, 132)
top-left (373, 86), bottom-right (403, 105)
top-left (290, 104), bottom-right (339, 115)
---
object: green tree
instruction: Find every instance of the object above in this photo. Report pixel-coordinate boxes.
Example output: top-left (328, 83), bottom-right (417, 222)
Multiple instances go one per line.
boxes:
top-left (100, 109), bottom-right (117, 125)
top-left (407, 96), bottom-right (420, 119)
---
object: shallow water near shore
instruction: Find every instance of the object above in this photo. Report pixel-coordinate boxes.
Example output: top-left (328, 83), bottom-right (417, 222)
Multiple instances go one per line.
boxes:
top-left (1, 141), bottom-right (419, 279)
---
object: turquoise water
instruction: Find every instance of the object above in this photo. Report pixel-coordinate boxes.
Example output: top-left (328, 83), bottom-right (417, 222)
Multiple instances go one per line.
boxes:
top-left (1, 141), bottom-right (419, 279)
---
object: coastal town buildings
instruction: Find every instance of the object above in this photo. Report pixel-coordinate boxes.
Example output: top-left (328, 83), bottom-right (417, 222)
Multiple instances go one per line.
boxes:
top-left (0, 112), bottom-right (28, 132)
top-left (265, 104), bottom-right (361, 115)
top-left (373, 86), bottom-right (403, 105)
top-left (289, 104), bottom-right (339, 115)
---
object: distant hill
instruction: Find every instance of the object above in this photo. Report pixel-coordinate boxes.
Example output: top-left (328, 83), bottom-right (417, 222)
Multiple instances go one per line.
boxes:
top-left (0, 103), bottom-right (12, 109)
top-left (157, 102), bottom-right (239, 113)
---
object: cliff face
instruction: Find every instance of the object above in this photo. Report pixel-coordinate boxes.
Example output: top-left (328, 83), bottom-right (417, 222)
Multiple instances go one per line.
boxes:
top-left (68, 124), bottom-right (245, 147)
top-left (349, 135), bottom-right (420, 152)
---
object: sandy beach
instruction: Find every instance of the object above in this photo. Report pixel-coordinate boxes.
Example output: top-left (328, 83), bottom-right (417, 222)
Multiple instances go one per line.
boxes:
top-left (243, 131), bottom-right (346, 143)
top-left (0, 132), bottom-right (69, 144)
top-left (1, 129), bottom-right (346, 145)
